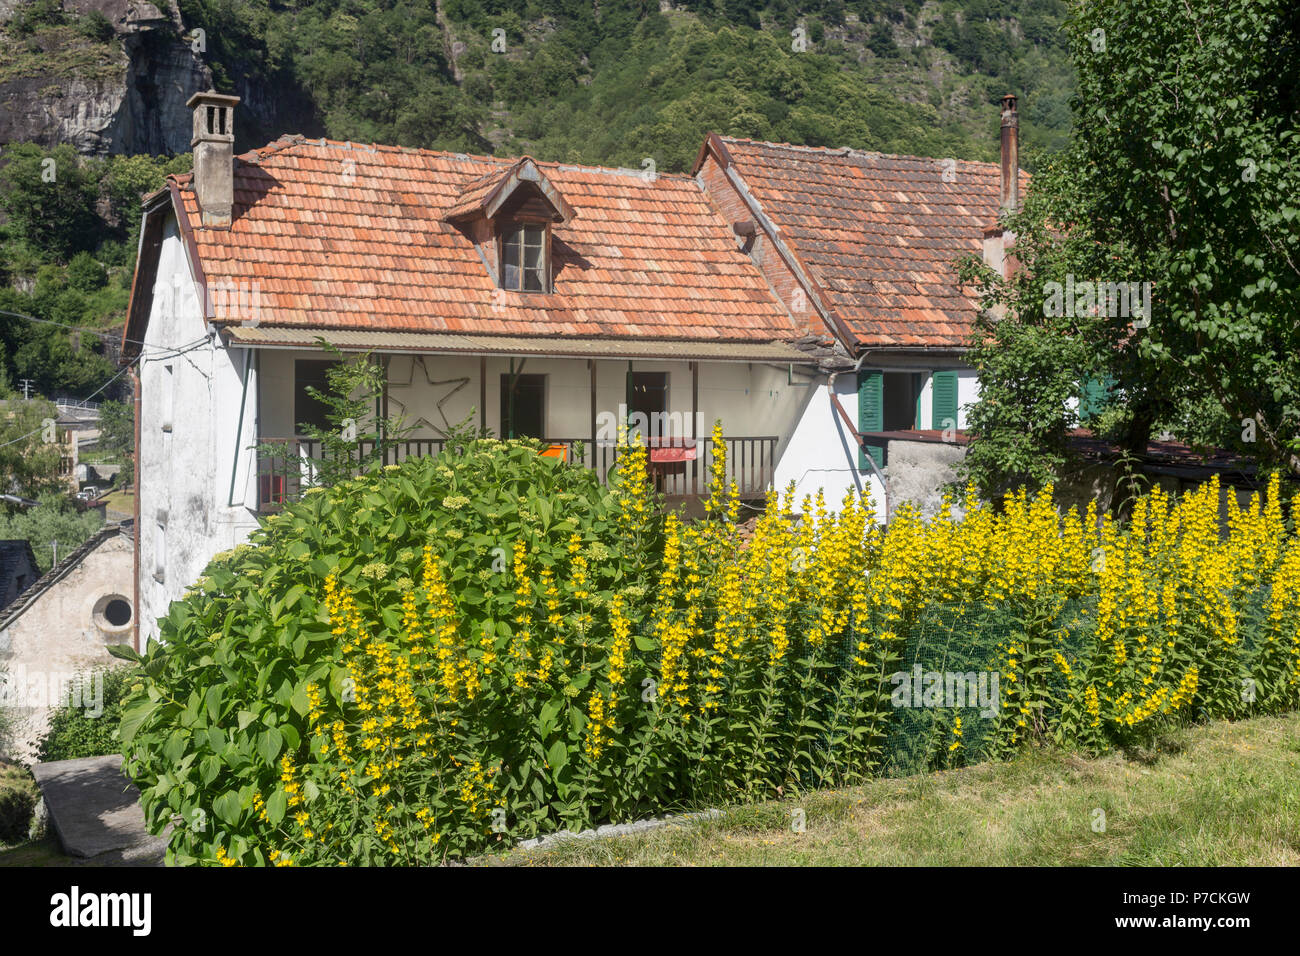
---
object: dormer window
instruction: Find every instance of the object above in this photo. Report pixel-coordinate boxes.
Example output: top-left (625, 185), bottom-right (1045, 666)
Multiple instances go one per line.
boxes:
top-left (441, 156), bottom-right (576, 294)
top-left (501, 223), bottom-right (547, 292)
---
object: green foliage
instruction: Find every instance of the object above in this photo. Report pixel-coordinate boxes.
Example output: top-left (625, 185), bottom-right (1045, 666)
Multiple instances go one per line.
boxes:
top-left (962, 0), bottom-right (1300, 493)
top-left (260, 343), bottom-right (411, 490)
top-left (9, 0), bottom-right (66, 36)
top-left (957, 154), bottom-right (1108, 496)
top-left (0, 761), bottom-right (38, 845)
top-left (75, 10), bottom-right (116, 43)
top-left (0, 144), bottom-right (99, 262)
top-left (0, 495), bottom-right (103, 574)
top-left (0, 148), bottom-right (189, 403)
top-left (171, 0), bottom-right (1074, 170)
top-left (118, 437), bottom-right (653, 865)
top-left (98, 398), bottom-right (134, 486)
top-left (0, 399), bottom-right (68, 500)
top-left (65, 252), bottom-right (107, 294)
top-left (1063, 0), bottom-right (1300, 476)
top-left (36, 668), bottom-right (134, 762)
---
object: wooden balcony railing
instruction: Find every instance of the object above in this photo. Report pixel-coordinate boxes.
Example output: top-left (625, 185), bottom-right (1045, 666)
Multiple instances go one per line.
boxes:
top-left (255, 436), bottom-right (778, 512)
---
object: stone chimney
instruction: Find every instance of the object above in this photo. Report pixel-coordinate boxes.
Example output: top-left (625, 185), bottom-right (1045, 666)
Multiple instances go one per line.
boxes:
top-left (999, 94), bottom-right (1019, 213)
top-left (983, 94), bottom-right (1022, 292)
top-left (186, 91), bottom-right (240, 227)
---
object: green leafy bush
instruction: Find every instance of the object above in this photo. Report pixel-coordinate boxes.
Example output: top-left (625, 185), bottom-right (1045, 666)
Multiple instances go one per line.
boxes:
top-left (0, 760), bottom-right (37, 845)
top-left (118, 437), bottom-right (662, 865)
top-left (36, 667), bottom-right (133, 762)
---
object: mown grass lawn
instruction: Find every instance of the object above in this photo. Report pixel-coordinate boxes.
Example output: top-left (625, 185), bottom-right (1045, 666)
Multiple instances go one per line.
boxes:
top-left (487, 713), bottom-right (1300, 866)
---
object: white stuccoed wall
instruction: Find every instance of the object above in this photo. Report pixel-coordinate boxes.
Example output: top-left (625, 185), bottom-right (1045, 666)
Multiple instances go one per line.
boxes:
top-left (774, 373), bottom-right (884, 516)
top-left (136, 217), bottom-right (260, 646)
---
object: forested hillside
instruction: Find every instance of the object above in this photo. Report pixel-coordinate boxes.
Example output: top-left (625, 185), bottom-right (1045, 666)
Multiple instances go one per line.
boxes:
top-left (0, 0), bottom-right (1074, 402)
top-left (183, 0), bottom-right (1073, 171)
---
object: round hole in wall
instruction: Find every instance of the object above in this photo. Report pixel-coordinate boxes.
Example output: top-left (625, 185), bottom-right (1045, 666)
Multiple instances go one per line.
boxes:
top-left (93, 594), bottom-right (133, 633)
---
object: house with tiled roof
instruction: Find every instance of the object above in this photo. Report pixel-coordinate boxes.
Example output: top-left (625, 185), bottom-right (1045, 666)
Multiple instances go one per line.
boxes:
top-left (0, 524), bottom-right (134, 761)
top-left (123, 92), bottom-right (1023, 645)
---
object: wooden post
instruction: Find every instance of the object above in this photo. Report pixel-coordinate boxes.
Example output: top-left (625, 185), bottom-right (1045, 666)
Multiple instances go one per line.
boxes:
top-left (589, 359), bottom-right (597, 468)
top-left (691, 360), bottom-right (699, 495)
top-left (380, 354), bottom-right (390, 464)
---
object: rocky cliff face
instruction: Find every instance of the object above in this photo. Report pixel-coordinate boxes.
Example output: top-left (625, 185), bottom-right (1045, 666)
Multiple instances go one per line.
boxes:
top-left (0, 0), bottom-right (211, 155)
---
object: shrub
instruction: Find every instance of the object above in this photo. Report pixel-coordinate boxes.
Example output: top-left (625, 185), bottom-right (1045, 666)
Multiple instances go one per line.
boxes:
top-left (118, 433), bottom-right (1300, 865)
top-left (119, 436), bottom-right (663, 865)
top-left (76, 10), bottom-right (116, 43)
top-left (36, 667), bottom-right (133, 762)
top-left (0, 761), bottom-right (38, 845)
top-left (65, 251), bottom-right (108, 293)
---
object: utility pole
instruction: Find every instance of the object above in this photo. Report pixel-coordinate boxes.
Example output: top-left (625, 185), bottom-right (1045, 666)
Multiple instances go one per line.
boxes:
top-left (19, 379), bottom-right (34, 400)
top-left (51, 539), bottom-right (58, 568)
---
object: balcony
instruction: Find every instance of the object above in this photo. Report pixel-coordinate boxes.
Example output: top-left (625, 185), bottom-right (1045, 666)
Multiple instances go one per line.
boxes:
top-left (255, 436), bottom-right (779, 513)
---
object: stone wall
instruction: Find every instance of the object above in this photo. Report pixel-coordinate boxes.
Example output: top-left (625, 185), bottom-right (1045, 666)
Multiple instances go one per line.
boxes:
top-left (882, 439), bottom-right (967, 518)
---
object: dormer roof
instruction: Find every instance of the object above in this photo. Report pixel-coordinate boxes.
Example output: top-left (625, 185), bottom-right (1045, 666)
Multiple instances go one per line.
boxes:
top-left (442, 157), bottom-right (575, 225)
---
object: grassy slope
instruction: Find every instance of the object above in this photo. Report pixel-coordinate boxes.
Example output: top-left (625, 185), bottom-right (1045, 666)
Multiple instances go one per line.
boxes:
top-left (490, 714), bottom-right (1300, 866)
top-left (4, 714), bottom-right (1292, 867)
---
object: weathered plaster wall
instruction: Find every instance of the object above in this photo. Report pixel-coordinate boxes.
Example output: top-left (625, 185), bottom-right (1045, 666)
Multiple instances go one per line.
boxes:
top-left (0, 533), bottom-right (133, 762)
top-left (136, 216), bottom-right (259, 646)
top-left (775, 374), bottom-right (884, 514)
top-left (883, 439), bottom-right (967, 518)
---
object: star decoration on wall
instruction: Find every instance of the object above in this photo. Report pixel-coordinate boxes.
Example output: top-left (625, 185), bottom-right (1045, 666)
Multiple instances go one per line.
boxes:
top-left (386, 355), bottom-right (471, 436)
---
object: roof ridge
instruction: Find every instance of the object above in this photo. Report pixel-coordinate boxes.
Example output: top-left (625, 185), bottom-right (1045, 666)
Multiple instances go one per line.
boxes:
top-left (229, 134), bottom-right (694, 180)
top-left (0, 524), bottom-right (126, 633)
top-left (720, 135), bottom-right (1007, 171)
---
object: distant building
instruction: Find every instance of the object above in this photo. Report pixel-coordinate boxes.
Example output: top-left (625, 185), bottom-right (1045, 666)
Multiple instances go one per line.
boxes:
top-left (0, 524), bottom-right (134, 763)
top-left (0, 540), bottom-right (39, 613)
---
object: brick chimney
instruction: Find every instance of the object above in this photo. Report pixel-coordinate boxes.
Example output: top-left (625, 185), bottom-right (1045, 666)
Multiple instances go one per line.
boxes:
top-left (999, 94), bottom-right (1019, 213)
top-left (186, 91), bottom-right (240, 227)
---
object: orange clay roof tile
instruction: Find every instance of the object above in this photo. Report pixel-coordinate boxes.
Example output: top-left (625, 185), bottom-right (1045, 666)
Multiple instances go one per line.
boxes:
top-left (172, 139), bottom-right (805, 344)
top-left (719, 136), bottom-right (1029, 349)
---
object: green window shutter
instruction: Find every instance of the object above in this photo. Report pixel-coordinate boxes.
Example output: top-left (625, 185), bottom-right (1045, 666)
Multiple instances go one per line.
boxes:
top-left (931, 371), bottom-right (958, 433)
top-left (857, 369), bottom-right (884, 469)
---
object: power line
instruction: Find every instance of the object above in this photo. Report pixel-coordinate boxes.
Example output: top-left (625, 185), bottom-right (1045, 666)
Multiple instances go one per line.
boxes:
top-left (0, 308), bottom-right (216, 354)
top-left (0, 333), bottom-right (207, 450)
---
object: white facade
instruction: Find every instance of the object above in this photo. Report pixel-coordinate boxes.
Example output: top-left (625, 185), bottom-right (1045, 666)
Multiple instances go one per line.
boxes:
top-left (136, 216), bottom-right (260, 645)
top-left (136, 226), bottom-right (888, 642)
top-left (773, 373), bottom-right (885, 512)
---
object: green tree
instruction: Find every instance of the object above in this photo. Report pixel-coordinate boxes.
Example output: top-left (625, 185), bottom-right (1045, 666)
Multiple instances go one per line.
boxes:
top-left (258, 342), bottom-right (409, 490)
top-left (65, 253), bottom-right (107, 294)
top-left (37, 668), bottom-right (134, 762)
top-left (0, 495), bottom-right (104, 575)
top-left (0, 145), bottom-right (100, 263)
top-left (961, 0), bottom-right (1300, 495)
top-left (1064, 0), bottom-right (1300, 475)
top-left (0, 399), bottom-right (67, 499)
